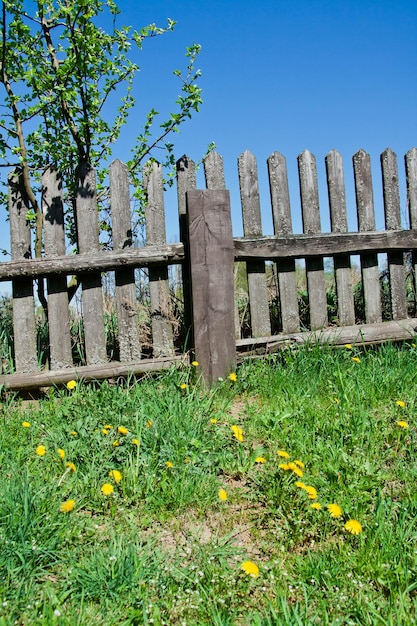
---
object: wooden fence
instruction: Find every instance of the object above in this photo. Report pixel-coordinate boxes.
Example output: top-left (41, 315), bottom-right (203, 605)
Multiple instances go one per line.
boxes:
top-left (0, 146), bottom-right (416, 391)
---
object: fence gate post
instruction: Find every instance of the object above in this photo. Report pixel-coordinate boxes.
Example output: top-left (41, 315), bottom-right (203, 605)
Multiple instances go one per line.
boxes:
top-left (186, 189), bottom-right (236, 387)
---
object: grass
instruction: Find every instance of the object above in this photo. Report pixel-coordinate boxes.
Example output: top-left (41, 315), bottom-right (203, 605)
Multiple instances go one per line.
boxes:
top-left (0, 342), bottom-right (416, 625)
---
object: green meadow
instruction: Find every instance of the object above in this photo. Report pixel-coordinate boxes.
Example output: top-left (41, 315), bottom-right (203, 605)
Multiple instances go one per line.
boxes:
top-left (0, 342), bottom-right (416, 625)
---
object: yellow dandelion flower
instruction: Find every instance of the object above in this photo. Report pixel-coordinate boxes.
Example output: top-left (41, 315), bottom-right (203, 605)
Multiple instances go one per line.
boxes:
top-left (295, 481), bottom-right (307, 490)
top-left (218, 488), bottom-right (227, 501)
top-left (327, 503), bottom-right (343, 518)
top-left (132, 438), bottom-right (139, 446)
top-left (191, 361), bottom-right (199, 367)
top-left (333, 397), bottom-right (339, 404)
top-left (231, 425), bottom-right (244, 442)
top-left (112, 440), bottom-right (120, 447)
top-left (310, 502), bottom-right (322, 510)
top-left (22, 421), bottom-right (31, 428)
top-left (279, 463), bottom-right (290, 470)
top-left (60, 499), bottom-right (75, 513)
top-left (286, 462), bottom-right (303, 477)
top-left (305, 486), bottom-right (318, 499)
top-left (229, 372), bottom-right (237, 382)
top-left (277, 450), bottom-right (290, 459)
top-left (146, 420), bottom-right (153, 427)
top-left (65, 461), bottom-right (76, 472)
top-left (117, 426), bottom-right (129, 435)
top-left (180, 383), bottom-right (187, 390)
top-left (240, 560), bottom-right (259, 578)
top-left (57, 448), bottom-right (65, 459)
top-left (101, 483), bottom-right (114, 496)
top-left (396, 400), bottom-right (405, 408)
top-left (66, 380), bottom-right (77, 390)
top-left (109, 469), bottom-right (122, 484)
top-left (344, 519), bottom-right (363, 534)
top-left (352, 357), bottom-right (361, 363)
top-left (103, 424), bottom-right (113, 430)
top-left (255, 457), bottom-right (266, 464)
top-left (210, 418), bottom-right (218, 424)
top-left (166, 461), bottom-right (174, 468)
top-left (397, 420), bottom-right (409, 429)
top-left (102, 428), bottom-right (110, 435)
top-left (294, 460), bottom-right (305, 468)
top-left (71, 431), bottom-right (77, 436)
top-left (36, 445), bottom-right (46, 457)
top-left (345, 344), bottom-right (353, 349)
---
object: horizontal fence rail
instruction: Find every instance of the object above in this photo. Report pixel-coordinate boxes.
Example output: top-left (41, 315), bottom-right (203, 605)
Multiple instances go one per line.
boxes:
top-left (0, 145), bottom-right (416, 390)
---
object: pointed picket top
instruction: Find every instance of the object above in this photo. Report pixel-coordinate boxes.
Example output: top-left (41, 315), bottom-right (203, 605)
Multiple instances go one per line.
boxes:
top-left (267, 151), bottom-right (293, 235)
top-left (380, 148), bottom-right (401, 230)
top-left (238, 150), bottom-right (262, 236)
top-left (297, 149), bottom-right (320, 233)
top-left (405, 147), bottom-right (417, 228)
top-left (352, 149), bottom-right (375, 231)
top-left (325, 149), bottom-right (347, 233)
top-left (203, 150), bottom-right (225, 189)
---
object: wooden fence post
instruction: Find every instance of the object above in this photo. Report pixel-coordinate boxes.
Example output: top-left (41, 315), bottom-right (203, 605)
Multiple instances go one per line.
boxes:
top-left (186, 189), bottom-right (236, 386)
top-left (42, 166), bottom-right (73, 369)
top-left (110, 159), bottom-right (142, 362)
top-left (8, 169), bottom-right (38, 373)
top-left (75, 162), bottom-right (107, 365)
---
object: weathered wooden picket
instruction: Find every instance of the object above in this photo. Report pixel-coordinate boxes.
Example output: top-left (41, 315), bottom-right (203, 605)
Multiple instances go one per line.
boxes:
top-left (1, 145), bottom-right (416, 391)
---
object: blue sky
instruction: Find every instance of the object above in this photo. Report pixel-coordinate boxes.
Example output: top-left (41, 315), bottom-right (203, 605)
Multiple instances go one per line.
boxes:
top-left (117, 0), bottom-right (417, 239)
top-left (1, 0), bottom-right (416, 293)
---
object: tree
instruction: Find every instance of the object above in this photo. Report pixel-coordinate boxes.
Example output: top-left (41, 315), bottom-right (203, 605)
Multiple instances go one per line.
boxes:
top-left (0, 0), bottom-right (203, 265)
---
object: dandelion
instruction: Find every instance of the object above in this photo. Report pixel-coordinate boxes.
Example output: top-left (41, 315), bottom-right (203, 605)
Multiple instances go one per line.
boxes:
top-left (344, 519), bottom-right (363, 535)
top-left (146, 420), bottom-right (153, 427)
top-left (287, 462), bottom-right (303, 477)
top-left (240, 560), bottom-right (260, 578)
top-left (180, 383), bottom-right (188, 390)
top-left (305, 486), bottom-right (318, 500)
top-left (60, 499), bottom-right (75, 513)
top-left (229, 373), bottom-right (237, 382)
top-left (101, 483), bottom-right (114, 496)
top-left (333, 398), bottom-right (339, 404)
top-left (352, 357), bottom-right (361, 363)
top-left (210, 418), bottom-right (218, 424)
top-left (112, 440), bottom-right (120, 447)
top-left (36, 445), bottom-right (46, 457)
top-left (102, 429), bottom-right (110, 435)
top-left (255, 457), bottom-right (266, 464)
top-left (22, 421), bottom-right (31, 428)
top-left (345, 344), bottom-right (353, 350)
top-left (66, 380), bottom-right (77, 390)
top-left (327, 503), bottom-right (343, 518)
top-left (65, 461), bottom-right (76, 472)
top-left (295, 481), bottom-right (307, 490)
top-left (70, 431), bottom-right (77, 436)
top-left (310, 502), bottom-right (322, 510)
top-left (117, 426), bottom-right (129, 435)
top-left (397, 420), bottom-right (409, 429)
top-left (191, 361), bottom-right (199, 367)
top-left (231, 425), bottom-right (244, 442)
top-left (277, 450), bottom-right (290, 459)
top-left (57, 448), bottom-right (65, 459)
top-left (294, 460), bottom-right (305, 468)
top-left (278, 463), bottom-right (290, 470)
top-left (104, 424), bottom-right (113, 430)
top-left (109, 469), bottom-right (122, 484)
top-left (166, 461), bottom-right (174, 468)
top-left (396, 400), bottom-right (405, 408)
top-left (132, 438), bottom-right (139, 446)
top-left (218, 488), bottom-right (227, 501)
